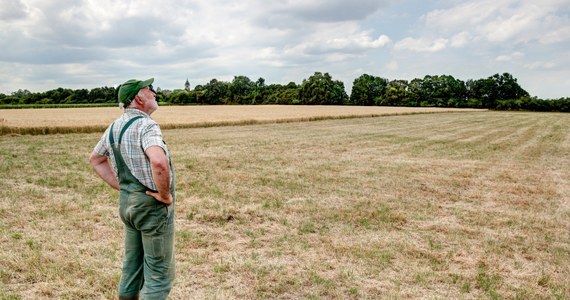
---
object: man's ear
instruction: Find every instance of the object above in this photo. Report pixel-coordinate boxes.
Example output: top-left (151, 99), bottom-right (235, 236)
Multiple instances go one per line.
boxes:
top-left (134, 95), bottom-right (143, 105)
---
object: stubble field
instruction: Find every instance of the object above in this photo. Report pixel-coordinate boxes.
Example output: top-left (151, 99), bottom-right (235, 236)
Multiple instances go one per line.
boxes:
top-left (0, 107), bottom-right (568, 299)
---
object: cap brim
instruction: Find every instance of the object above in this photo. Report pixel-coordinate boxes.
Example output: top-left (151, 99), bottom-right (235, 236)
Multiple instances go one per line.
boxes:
top-left (140, 78), bottom-right (154, 88)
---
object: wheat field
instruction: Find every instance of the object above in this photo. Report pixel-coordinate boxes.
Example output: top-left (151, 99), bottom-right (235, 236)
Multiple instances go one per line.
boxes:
top-left (0, 109), bottom-right (568, 299)
top-left (0, 105), bottom-right (476, 134)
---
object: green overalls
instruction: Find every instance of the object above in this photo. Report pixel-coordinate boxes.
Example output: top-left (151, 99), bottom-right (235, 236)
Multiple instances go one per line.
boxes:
top-left (110, 116), bottom-right (175, 300)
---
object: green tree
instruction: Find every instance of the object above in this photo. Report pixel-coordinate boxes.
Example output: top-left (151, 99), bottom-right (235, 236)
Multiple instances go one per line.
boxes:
top-left (230, 75), bottom-right (255, 104)
top-left (280, 82), bottom-right (301, 104)
top-left (442, 75), bottom-right (467, 107)
top-left (407, 78), bottom-right (425, 106)
top-left (252, 77), bottom-right (266, 104)
top-left (493, 73), bottom-right (529, 100)
top-left (428, 75), bottom-right (466, 107)
top-left (383, 79), bottom-right (408, 106)
top-left (168, 90), bottom-right (192, 104)
top-left (350, 74), bottom-right (388, 106)
top-left (299, 72), bottom-right (348, 105)
top-left (89, 87), bottom-right (104, 103)
top-left (192, 85), bottom-right (207, 104)
top-left (470, 73), bottom-right (528, 108)
top-left (11, 89), bottom-right (32, 104)
top-left (263, 82), bottom-right (300, 104)
top-left (11, 89), bottom-right (31, 99)
top-left (203, 79), bottom-right (230, 104)
top-left (470, 77), bottom-right (496, 108)
top-left (48, 88), bottom-right (74, 104)
top-left (73, 89), bottom-right (89, 103)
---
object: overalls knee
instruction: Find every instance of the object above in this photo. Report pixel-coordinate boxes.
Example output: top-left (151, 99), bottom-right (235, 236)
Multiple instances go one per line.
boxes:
top-left (110, 116), bottom-right (175, 300)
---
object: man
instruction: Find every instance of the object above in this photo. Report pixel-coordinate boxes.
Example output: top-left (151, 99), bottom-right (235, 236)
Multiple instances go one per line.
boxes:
top-left (89, 78), bottom-right (175, 300)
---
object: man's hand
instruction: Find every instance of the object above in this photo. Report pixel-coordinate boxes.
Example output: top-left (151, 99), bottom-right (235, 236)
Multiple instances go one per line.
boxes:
top-left (146, 190), bottom-right (173, 205)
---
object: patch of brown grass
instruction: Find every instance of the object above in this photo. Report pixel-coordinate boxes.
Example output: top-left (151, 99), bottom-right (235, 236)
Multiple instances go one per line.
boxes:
top-left (0, 111), bottom-right (568, 299)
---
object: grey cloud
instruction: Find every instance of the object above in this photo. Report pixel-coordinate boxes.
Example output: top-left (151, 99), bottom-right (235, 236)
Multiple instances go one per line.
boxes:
top-left (0, 40), bottom-right (107, 64)
top-left (18, 0), bottom-right (186, 50)
top-left (0, 0), bottom-right (28, 21)
top-left (120, 42), bottom-right (218, 67)
top-left (276, 0), bottom-right (391, 23)
top-left (0, 24), bottom-right (105, 64)
top-left (3, 11), bottom-right (190, 65)
top-left (253, 0), bottom-right (391, 30)
top-left (34, 15), bottom-right (172, 49)
top-left (93, 17), bottom-right (166, 48)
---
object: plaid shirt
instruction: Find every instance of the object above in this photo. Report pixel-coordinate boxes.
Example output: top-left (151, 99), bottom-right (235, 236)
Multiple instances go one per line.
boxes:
top-left (94, 108), bottom-right (171, 191)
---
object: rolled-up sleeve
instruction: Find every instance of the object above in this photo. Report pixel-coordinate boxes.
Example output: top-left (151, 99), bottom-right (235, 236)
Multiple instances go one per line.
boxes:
top-left (93, 128), bottom-right (110, 156)
top-left (141, 122), bottom-right (167, 153)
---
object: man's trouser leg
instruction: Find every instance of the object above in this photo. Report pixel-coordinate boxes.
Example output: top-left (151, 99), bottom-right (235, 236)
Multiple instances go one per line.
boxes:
top-left (118, 225), bottom-right (144, 298)
top-left (119, 192), bottom-right (175, 300)
top-left (140, 214), bottom-right (175, 300)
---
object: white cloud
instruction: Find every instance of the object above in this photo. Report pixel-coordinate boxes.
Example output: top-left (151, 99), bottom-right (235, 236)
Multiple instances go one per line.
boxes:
top-left (495, 51), bottom-right (525, 62)
top-left (423, 0), bottom-right (500, 30)
top-left (450, 32), bottom-right (471, 48)
top-left (524, 61), bottom-right (556, 70)
top-left (386, 61), bottom-right (398, 72)
top-left (539, 24), bottom-right (570, 44)
top-left (423, 0), bottom-right (570, 45)
top-left (394, 37), bottom-right (448, 52)
top-left (326, 34), bottom-right (391, 50)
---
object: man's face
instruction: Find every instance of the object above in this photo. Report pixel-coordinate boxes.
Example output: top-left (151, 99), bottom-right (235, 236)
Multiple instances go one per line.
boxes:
top-left (139, 86), bottom-right (158, 114)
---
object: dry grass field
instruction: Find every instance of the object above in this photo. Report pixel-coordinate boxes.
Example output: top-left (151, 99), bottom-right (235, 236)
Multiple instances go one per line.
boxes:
top-left (0, 108), bottom-right (568, 299)
top-left (0, 105), bottom-right (475, 135)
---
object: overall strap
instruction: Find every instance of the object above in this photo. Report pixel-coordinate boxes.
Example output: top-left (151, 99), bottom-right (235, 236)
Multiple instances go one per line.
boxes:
top-left (108, 115), bottom-right (147, 193)
top-left (119, 116), bottom-right (143, 143)
top-left (109, 116), bottom-right (143, 145)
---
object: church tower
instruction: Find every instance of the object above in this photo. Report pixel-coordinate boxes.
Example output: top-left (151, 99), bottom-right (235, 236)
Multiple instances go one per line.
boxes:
top-left (185, 78), bottom-right (190, 91)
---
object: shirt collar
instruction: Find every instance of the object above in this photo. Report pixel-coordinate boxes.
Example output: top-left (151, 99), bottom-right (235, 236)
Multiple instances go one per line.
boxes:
top-left (124, 108), bottom-right (151, 118)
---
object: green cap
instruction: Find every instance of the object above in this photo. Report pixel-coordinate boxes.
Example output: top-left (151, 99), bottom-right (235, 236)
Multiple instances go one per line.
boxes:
top-left (117, 78), bottom-right (154, 105)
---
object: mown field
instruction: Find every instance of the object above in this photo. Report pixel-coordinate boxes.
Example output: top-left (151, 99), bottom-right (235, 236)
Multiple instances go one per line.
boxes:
top-left (0, 109), bottom-right (568, 299)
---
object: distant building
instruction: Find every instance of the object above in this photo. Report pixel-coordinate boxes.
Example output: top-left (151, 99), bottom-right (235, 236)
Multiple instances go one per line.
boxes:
top-left (185, 78), bottom-right (190, 91)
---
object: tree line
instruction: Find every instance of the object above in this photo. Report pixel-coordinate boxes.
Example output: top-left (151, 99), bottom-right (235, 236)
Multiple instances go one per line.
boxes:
top-left (1, 72), bottom-right (568, 112)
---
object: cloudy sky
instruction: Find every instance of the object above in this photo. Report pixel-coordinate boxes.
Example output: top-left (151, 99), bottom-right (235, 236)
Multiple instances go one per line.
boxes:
top-left (1, 0), bottom-right (569, 99)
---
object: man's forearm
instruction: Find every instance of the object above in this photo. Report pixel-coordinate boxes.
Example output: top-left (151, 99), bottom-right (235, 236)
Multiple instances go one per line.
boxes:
top-left (145, 146), bottom-right (173, 205)
top-left (151, 162), bottom-right (171, 197)
top-left (89, 152), bottom-right (119, 190)
top-left (94, 164), bottom-right (120, 190)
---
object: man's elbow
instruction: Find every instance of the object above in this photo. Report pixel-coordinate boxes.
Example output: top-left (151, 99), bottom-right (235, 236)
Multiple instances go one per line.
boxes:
top-left (89, 151), bottom-right (105, 167)
top-left (151, 159), bottom-right (169, 173)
